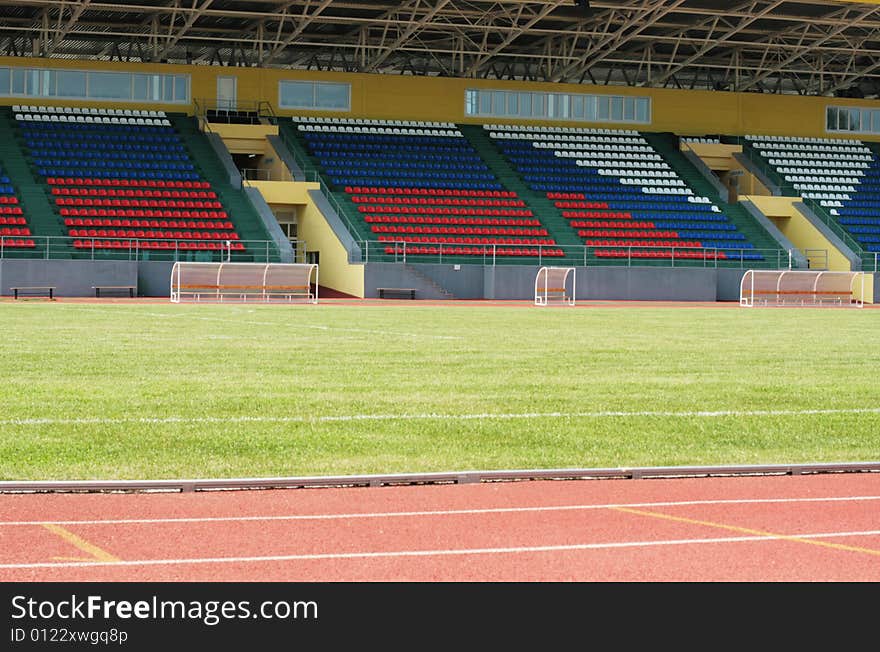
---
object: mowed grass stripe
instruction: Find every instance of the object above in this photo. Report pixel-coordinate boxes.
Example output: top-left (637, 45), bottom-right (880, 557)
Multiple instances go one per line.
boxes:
top-left (1, 302), bottom-right (878, 480)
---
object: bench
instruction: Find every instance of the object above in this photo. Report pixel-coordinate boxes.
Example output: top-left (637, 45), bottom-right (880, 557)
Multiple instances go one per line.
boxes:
top-left (377, 287), bottom-right (417, 300)
top-left (176, 284), bottom-right (314, 302)
top-left (10, 286), bottom-right (56, 300)
top-left (92, 285), bottom-right (137, 298)
top-left (752, 289), bottom-right (853, 306)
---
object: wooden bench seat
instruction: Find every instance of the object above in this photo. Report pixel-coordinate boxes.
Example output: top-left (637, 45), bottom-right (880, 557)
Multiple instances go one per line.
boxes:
top-left (10, 286), bottom-right (56, 300)
top-left (176, 283), bottom-right (313, 301)
top-left (92, 285), bottom-right (136, 298)
top-left (377, 287), bottom-right (416, 299)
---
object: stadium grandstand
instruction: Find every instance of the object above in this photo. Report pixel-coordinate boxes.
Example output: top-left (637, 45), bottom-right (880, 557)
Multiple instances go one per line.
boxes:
top-left (0, 0), bottom-right (878, 303)
top-left (3, 1), bottom-right (880, 596)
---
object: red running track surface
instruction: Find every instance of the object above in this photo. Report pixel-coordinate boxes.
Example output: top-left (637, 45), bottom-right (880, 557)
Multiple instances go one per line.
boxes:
top-left (1, 473), bottom-right (878, 582)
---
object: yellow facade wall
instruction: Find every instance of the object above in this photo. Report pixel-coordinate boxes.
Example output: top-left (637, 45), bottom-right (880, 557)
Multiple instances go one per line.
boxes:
top-left (744, 196), bottom-right (851, 271)
top-left (247, 180), bottom-right (364, 298)
top-left (744, 196), bottom-right (874, 303)
top-left (3, 55), bottom-right (880, 141)
top-left (206, 123), bottom-right (278, 155)
top-left (684, 143), bottom-right (771, 198)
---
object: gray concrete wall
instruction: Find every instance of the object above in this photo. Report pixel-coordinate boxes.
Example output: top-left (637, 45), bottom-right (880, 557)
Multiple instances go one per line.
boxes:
top-left (0, 260), bottom-right (760, 302)
top-left (365, 263), bottom-right (740, 302)
top-left (574, 267), bottom-right (719, 301)
top-left (716, 268), bottom-right (748, 302)
top-left (137, 262), bottom-right (176, 297)
top-left (363, 263), bottom-right (482, 299)
top-left (1, 260), bottom-right (138, 297)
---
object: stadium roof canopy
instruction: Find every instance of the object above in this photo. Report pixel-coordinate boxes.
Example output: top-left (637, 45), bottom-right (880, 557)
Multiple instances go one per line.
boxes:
top-left (3, 0), bottom-right (880, 97)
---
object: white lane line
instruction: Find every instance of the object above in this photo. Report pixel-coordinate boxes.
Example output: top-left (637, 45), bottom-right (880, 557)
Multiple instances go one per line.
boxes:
top-left (2, 529), bottom-right (880, 569)
top-left (2, 495), bottom-right (878, 527)
top-left (4, 407), bottom-right (880, 427)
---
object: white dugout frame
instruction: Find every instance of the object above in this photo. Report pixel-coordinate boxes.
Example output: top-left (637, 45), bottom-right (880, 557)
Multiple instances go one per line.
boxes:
top-left (534, 266), bottom-right (576, 306)
top-left (170, 261), bottom-right (318, 303)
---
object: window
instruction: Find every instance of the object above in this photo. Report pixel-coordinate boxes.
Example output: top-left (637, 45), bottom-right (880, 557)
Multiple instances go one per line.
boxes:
top-left (56, 70), bottom-right (86, 98)
top-left (635, 97), bottom-right (650, 123)
top-left (826, 104), bottom-right (880, 134)
top-left (570, 95), bottom-right (584, 119)
top-left (279, 80), bottom-right (351, 111)
top-left (0, 65), bottom-right (188, 103)
top-left (517, 92), bottom-right (532, 117)
top-left (610, 96), bottom-right (624, 121)
top-left (596, 95), bottom-right (610, 121)
top-left (315, 82), bottom-right (349, 109)
top-left (464, 88), bottom-right (651, 125)
top-left (11, 69), bottom-right (24, 95)
top-left (89, 72), bottom-right (132, 100)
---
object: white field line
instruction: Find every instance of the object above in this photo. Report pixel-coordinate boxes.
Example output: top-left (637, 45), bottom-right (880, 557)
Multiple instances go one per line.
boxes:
top-left (1, 495), bottom-right (879, 527)
top-left (2, 529), bottom-right (880, 569)
top-left (3, 407), bottom-right (880, 427)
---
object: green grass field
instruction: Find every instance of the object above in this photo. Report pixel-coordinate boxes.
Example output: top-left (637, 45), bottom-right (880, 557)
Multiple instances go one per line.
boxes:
top-left (1, 300), bottom-right (879, 480)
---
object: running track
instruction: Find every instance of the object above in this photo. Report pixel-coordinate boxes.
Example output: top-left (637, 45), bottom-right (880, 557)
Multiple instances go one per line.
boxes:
top-left (2, 473), bottom-right (879, 582)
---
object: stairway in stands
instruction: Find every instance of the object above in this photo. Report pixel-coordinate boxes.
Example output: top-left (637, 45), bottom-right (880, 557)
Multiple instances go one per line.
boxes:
top-left (277, 119), bottom-right (374, 244)
top-left (644, 132), bottom-right (785, 255)
top-left (0, 107), bottom-right (71, 257)
top-left (457, 124), bottom-right (585, 254)
top-left (170, 115), bottom-right (278, 253)
top-left (281, 117), bottom-right (565, 263)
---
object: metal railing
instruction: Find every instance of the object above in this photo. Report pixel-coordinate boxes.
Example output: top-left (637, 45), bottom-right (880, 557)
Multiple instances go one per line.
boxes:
top-left (275, 122), bottom-right (366, 239)
top-left (0, 236), bottom-right (283, 263)
top-left (731, 137), bottom-right (880, 270)
top-left (193, 98), bottom-right (276, 123)
top-left (267, 123), bottom-right (875, 272)
top-left (239, 167), bottom-right (294, 182)
top-left (360, 241), bottom-right (798, 269)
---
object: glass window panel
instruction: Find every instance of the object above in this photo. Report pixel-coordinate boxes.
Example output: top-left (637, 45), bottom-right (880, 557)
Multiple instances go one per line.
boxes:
top-left (553, 94), bottom-right (569, 119)
top-left (848, 108), bottom-right (860, 131)
top-left (861, 109), bottom-right (871, 133)
top-left (280, 81), bottom-right (314, 108)
top-left (610, 96), bottom-right (624, 121)
top-left (571, 95), bottom-right (584, 119)
top-left (89, 71), bottom-right (131, 100)
top-left (26, 70), bottom-right (40, 96)
top-left (11, 69), bottom-right (24, 95)
top-left (475, 90), bottom-right (489, 114)
top-left (597, 96), bottom-right (610, 120)
top-left (316, 82), bottom-right (349, 109)
top-left (56, 70), bottom-right (86, 98)
top-left (623, 97), bottom-right (636, 121)
top-left (506, 92), bottom-right (518, 116)
top-left (636, 97), bottom-right (650, 123)
top-left (531, 93), bottom-right (545, 118)
top-left (489, 90), bottom-right (503, 115)
top-left (174, 76), bottom-right (188, 102)
top-left (464, 89), bottom-right (477, 115)
top-left (42, 70), bottom-right (55, 96)
top-left (0, 68), bottom-right (8, 95)
top-left (132, 74), bottom-right (149, 100)
top-left (162, 76), bottom-right (173, 101)
top-left (517, 92), bottom-right (532, 117)
top-left (826, 107), bottom-right (837, 131)
top-left (151, 75), bottom-right (162, 101)
top-left (872, 110), bottom-right (880, 133)
top-left (584, 95), bottom-right (597, 121)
